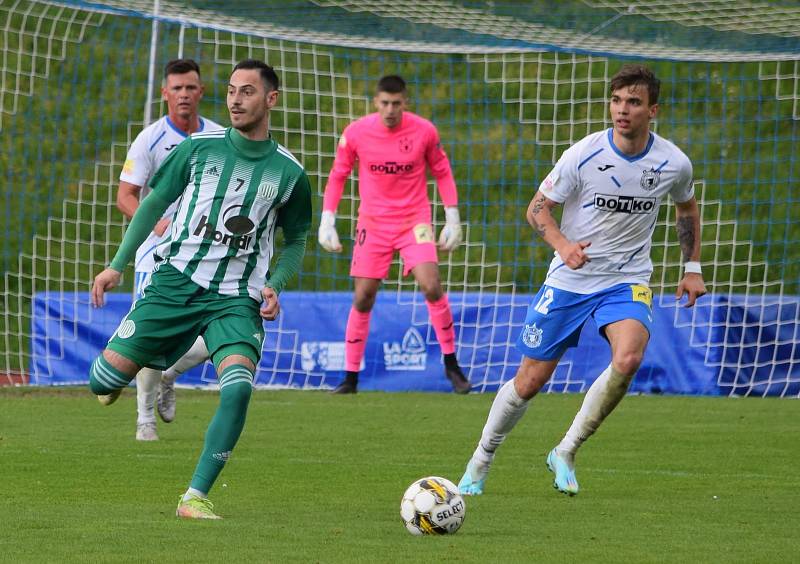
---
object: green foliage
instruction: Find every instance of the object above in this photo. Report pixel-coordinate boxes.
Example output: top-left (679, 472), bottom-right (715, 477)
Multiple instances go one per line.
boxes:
top-left (1, 388), bottom-right (798, 562)
top-left (1, 1), bottom-right (798, 370)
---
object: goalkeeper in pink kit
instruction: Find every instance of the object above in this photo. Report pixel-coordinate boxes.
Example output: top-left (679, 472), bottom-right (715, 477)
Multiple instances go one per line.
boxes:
top-left (319, 75), bottom-right (470, 394)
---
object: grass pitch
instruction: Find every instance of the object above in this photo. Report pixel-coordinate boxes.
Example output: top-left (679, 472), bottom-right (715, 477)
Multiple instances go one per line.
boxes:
top-left (0, 387), bottom-right (796, 563)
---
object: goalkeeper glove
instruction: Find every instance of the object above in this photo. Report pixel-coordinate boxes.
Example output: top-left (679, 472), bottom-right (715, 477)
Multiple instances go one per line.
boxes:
top-left (318, 210), bottom-right (342, 252)
top-left (437, 206), bottom-right (463, 252)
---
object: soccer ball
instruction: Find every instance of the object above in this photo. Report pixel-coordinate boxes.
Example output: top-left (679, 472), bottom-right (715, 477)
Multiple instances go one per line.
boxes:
top-left (400, 476), bottom-right (466, 536)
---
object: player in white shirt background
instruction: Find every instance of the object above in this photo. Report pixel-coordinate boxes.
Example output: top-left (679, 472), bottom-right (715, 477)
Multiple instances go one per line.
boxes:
top-left (115, 59), bottom-right (223, 441)
top-left (458, 64), bottom-right (707, 497)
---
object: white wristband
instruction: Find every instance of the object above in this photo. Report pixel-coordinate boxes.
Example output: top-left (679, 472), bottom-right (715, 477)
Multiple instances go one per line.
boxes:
top-left (684, 261), bottom-right (702, 274)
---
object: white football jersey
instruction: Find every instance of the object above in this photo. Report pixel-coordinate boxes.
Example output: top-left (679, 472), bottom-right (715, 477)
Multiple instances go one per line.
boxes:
top-left (538, 128), bottom-right (694, 294)
top-left (119, 115), bottom-right (223, 273)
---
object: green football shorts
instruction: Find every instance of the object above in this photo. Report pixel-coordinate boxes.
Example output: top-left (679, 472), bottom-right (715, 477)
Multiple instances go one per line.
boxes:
top-left (106, 264), bottom-right (265, 369)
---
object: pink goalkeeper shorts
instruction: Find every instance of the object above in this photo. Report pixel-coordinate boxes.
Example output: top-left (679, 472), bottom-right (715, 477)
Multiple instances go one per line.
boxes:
top-left (350, 218), bottom-right (439, 279)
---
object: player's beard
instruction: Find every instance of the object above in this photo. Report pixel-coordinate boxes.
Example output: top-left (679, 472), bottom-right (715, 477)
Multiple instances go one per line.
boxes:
top-left (230, 97), bottom-right (269, 135)
top-left (231, 108), bottom-right (267, 134)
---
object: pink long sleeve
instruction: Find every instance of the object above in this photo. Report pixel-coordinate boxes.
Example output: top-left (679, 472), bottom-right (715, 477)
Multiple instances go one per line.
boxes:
top-left (322, 125), bottom-right (357, 213)
top-left (425, 126), bottom-right (458, 207)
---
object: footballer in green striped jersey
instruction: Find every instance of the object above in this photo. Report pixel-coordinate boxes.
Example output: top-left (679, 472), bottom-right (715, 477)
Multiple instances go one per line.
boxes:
top-left (90, 60), bottom-right (311, 520)
top-left (148, 114), bottom-right (310, 300)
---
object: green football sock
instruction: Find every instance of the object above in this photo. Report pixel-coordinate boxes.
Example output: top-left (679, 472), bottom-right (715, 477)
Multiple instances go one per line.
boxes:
top-left (89, 355), bottom-right (134, 394)
top-left (189, 364), bottom-right (254, 493)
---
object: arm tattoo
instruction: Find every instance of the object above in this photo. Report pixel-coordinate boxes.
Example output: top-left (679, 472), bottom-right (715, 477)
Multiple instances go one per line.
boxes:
top-left (530, 195), bottom-right (547, 238)
top-left (676, 215), bottom-right (696, 262)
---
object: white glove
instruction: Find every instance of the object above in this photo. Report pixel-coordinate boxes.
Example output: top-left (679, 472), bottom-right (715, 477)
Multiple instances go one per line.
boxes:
top-left (318, 210), bottom-right (342, 252)
top-left (437, 206), bottom-right (463, 252)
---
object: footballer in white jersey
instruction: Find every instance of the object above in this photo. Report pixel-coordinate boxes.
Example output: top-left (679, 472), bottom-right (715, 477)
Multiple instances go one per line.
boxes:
top-left (538, 128), bottom-right (694, 294)
top-left (115, 59), bottom-right (222, 443)
top-left (458, 64), bottom-right (707, 499)
top-left (121, 114), bottom-right (222, 288)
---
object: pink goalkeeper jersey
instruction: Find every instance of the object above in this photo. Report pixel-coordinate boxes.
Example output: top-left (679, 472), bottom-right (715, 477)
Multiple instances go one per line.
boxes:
top-left (323, 111), bottom-right (458, 229)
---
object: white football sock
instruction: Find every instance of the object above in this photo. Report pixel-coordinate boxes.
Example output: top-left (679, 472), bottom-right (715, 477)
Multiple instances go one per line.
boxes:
top-left (184, 487), bottom-right (207, 501)
top-left (557, 363), bottom-right (633, 459)
top-left (135, 367), bottom-right (162, 425)
top-left (163, 337), bottom-right (209, 383)
top-left (472, 378), bottom-right (530, 467)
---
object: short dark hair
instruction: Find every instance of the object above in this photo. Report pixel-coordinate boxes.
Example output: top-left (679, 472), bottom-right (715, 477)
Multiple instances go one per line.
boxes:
top-left (163, 59), bottom-right (200, 79)
top-left (233, 59), bottom-right (279, 92)
top-left (610, 64), bottom-right (660, 105)
top-left (376, 75), bottom-right (406, 95)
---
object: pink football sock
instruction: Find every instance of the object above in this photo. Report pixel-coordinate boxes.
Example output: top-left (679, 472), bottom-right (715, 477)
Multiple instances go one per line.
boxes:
top-left (345, 307), bottom-right (371, 372)
top-left (426, 294), bottom-right (456, 355)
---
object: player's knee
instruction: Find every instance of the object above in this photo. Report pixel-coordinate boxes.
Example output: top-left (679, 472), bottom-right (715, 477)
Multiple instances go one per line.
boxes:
top-left (420, 283), bottom-right (443, 302)
top-left (514, 359), bottom-right (553, 399)
top-left (612, 352), bottom-right (642, 378)
top-left (353, 293), bottom-right (377, 312)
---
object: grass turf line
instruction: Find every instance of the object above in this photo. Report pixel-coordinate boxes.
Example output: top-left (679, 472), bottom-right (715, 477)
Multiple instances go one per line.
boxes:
top-left (0, 387), bottom-right (796, 563)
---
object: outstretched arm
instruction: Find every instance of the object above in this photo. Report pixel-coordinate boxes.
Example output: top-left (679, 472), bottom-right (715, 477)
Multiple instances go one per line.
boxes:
top-left (674, 197), bottom-right (706, 307)
top-left (527, 190), bottom-right (590, 270)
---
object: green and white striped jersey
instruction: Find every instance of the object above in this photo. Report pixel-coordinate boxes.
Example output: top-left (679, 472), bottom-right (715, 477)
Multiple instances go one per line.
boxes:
top-left (148, 127), bottom-right (312, 301)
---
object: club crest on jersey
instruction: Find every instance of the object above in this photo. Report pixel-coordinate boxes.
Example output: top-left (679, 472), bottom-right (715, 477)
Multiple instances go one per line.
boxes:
top-left (257, 180), bottom-right (278, 202)
top-left (521, 323), bottom-right (543, 348)
top-left (399, 136), bottom-right (413, 153)
top-left (194, 204), bottom-right (254, 250)
top-left (640, 169), bottom-right (661, 191)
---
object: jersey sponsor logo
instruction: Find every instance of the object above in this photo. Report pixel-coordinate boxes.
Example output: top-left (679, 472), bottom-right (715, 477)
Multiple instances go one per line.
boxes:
top-left (205, 165), bottom-right (220, 177)
top-left (521, 323), bottom-right (543, 348)
top-left (399, 136), bottom-right (413, 153)
top-left (594, 193), bottom-right (656, 214)
top-left (383, 327), bottom-right (427, 371)
top-left (597, 164), bottom-right (615, 172)
top-left (368, 161), bottom-right (414, 175)
top-left (640, 169), bottom-right (661, 190)
top-left (630, 284), bottom-right (653, 308)
top-left (164, 144), bottom-right (178, 152)
top-left (193, 204), bottom-right (255, 250)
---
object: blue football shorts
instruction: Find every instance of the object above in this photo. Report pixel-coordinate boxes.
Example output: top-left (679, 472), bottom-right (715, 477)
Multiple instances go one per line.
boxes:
top-left (516, 282), bottom-right (653, 361)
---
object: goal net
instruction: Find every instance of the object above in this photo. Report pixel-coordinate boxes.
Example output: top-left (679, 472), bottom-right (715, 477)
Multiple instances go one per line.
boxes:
top-left (1, 0), bottom-right (798, 396)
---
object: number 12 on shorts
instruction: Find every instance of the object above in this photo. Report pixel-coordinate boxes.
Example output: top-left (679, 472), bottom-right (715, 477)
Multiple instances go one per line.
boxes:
top-left (534, 287), bottom-right (554, 315)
